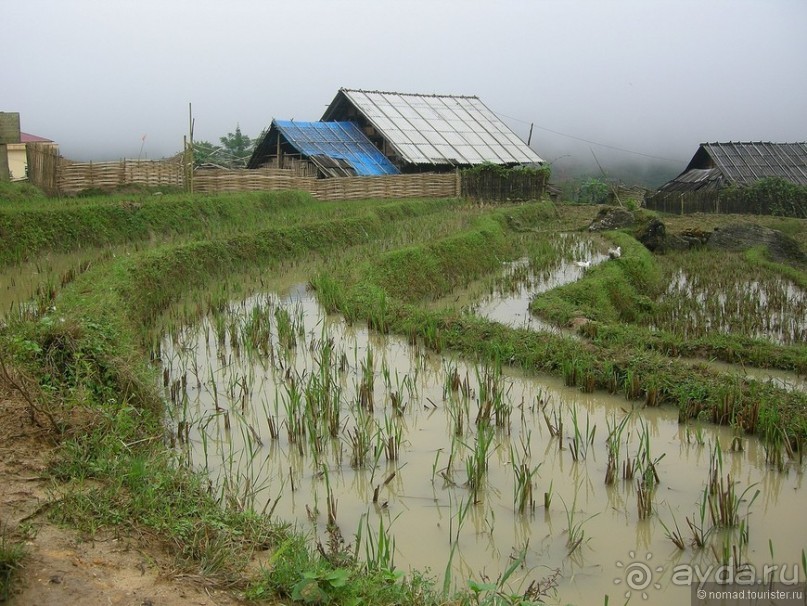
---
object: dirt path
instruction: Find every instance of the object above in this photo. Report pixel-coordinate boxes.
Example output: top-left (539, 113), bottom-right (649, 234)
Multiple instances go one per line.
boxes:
top-left (0, 393), bottom-right (244, 606)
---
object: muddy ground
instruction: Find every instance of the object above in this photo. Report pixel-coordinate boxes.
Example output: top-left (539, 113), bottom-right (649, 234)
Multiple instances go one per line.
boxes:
top-left (0, 392), bottom-right (246, 606)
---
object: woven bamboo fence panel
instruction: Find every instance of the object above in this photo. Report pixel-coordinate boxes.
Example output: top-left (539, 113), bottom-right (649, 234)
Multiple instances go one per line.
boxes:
top-left (309, 173), bottom-right (459, 201)
top-left (56, 158), bottom-right (183, 195)
top-left (193, 170), bottom-right (459, 200)
top-left (26, 143), bottom-right (61, 196)
top-left (192, 168), bottom-right (308, 193)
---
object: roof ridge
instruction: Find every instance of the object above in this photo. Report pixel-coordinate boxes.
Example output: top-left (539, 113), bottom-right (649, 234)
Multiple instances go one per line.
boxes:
top-left (340, 87), bottom-right (479, 100)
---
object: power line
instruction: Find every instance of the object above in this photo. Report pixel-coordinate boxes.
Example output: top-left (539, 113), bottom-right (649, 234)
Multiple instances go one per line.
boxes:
top-left (493, 109), bottom-right (684, 165)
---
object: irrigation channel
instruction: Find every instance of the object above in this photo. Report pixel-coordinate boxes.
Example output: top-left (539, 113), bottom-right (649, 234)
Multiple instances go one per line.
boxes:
top-left (158, 256), bottom-right (806, 605)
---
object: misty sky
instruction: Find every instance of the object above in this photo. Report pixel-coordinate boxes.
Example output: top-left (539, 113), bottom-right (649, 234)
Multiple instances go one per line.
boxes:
top-left (5, 0), bottom-right (807, 177)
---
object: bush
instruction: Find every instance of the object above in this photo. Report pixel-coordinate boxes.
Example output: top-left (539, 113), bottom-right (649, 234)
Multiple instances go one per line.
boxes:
top-left (721, 177), bottom-right (807, 218)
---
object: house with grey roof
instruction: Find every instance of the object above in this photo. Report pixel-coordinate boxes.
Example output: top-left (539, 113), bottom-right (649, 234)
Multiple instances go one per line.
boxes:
top-left (646, 142), bottom-right (807, 214)
top-left (321, 88), bottom-right (544, 172)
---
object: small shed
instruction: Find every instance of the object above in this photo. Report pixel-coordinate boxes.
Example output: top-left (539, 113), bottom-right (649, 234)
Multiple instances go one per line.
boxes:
top-left (247, 119), bottom-right (399, 177)
top-left (320, 88), bottom-right (544, 172)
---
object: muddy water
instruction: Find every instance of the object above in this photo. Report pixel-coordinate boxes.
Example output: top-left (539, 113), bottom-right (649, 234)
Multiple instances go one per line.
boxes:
top-left (160, 287), bottom-right (805, 606)
top-left (467, 256), bottom-right (602, 332)
top-left (432, 233), bottom-right (608, 333)
top-left (682, 357), bottom-right (807, 393)
top-left (0, 248), bottom-right (129, 318)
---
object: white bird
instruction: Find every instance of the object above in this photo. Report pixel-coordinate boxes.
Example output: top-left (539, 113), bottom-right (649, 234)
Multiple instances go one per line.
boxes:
top-left (574, 260), bottom-right (591, 269)
top-left (608, 246), bottom-right (622, 259)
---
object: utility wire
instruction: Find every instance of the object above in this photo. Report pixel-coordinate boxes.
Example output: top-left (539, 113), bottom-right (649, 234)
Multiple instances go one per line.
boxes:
top-left (493, 109), bottom-right (684, 165)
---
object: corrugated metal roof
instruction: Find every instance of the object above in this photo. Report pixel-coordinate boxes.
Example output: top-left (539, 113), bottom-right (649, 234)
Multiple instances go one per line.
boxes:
top-left (656, 168), bottom-right (724, 193)
top-left (273, 120), bottom-right (399, 176)
top-left (696, 142), bottom-right (807, 186)
top-left (322, 89), bottom-right (544, 167)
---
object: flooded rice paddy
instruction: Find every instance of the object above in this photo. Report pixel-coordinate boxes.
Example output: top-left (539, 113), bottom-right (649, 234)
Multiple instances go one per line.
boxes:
top-left (655, 253), bottom-right (807, 346)
top-left (433, 233), bottom-right (607, 334)
top-left (159, 284), bottom-right (805, 605)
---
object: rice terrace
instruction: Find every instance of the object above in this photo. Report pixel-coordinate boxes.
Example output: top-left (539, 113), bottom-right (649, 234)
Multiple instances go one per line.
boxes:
top-left (1, 181), bottom-right (806, 605)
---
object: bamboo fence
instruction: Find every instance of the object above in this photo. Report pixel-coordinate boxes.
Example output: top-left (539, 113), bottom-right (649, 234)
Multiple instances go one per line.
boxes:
top-left (23, 148), bottom-right (473, 201)
top-left (193, 169), bottom-right (460, 200)
top-left (26, 143), bottom-right (61, 195)
top-left (56, 158), bottom-right (184, 195)
top-left (461, 169), bottom-right (547, 202)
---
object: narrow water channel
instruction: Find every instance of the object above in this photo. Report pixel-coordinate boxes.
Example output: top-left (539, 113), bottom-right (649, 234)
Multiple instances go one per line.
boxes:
top-left (159, 286), bottom-right (805, 605)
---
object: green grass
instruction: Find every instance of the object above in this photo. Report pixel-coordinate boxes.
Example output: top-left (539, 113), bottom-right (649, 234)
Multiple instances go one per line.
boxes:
top-left (528, 230), bottom-right (662, 325)
top-left (0, 524), bottom-right (26, 601)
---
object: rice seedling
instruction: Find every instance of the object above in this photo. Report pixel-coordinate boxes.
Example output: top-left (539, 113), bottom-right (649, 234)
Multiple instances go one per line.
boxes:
top-left (686, 488), bottom-right (711, 549)
top-left (355, 513), bottom-right (397, 573)
top-left (659, 508), bottom-right (686, 550)
top-left (463, 424), bottom-right (495, 503)
top-left (568, 403), bottom-right (596, 462)
top-left (473, 364), bottom-right (510, 429)
top-left (561, 490), bottom-right (597, 556)
top-left (510, 443), bottom-right (540, 514)
top-left (379, 413), bottom-right (402, 462)
top-left (636, 477), bottom-right (653, 520)
top-left (347, 422), bottom-right (374, 469)
top-left (706, 440), bottom-right (760, 529)
top-left (604, 410), bottom-right (631, 485)
top-left (634, 419), bottom-right (665, 489)
top-left (542, 404), bottom-right (563, 442)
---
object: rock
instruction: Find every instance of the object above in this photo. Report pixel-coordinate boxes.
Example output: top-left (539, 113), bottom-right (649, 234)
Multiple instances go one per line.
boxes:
top-left (679, 228), bottom-right (711, 246)
top-left (707, 223), bottom-right (806, 264)
top-left (635, 217), bottom-right (667, 252)
top-left (588, 207), bottom-right (635, 231)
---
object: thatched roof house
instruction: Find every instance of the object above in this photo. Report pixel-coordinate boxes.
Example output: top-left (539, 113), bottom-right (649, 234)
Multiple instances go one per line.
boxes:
top-left (247, 119), bottom-right (400, 178)
top-left (321, 88), bottom-right (544, 172)
top-left (653, 142), bottom-right (807, 194)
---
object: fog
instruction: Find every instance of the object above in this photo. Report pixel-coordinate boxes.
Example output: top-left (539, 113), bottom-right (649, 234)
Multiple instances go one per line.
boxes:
top-left (5, 0), bottom-right (806, 184)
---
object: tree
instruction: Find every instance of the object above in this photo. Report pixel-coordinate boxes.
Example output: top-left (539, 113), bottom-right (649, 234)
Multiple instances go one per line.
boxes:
top-left (577, 177), bottom-right (610, 205)
top-left (192, 124), bottom-right (259, 169)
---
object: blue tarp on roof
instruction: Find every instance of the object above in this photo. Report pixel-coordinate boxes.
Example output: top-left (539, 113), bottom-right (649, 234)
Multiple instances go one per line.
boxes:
top-left (274, 120), bottom-right (399, 176)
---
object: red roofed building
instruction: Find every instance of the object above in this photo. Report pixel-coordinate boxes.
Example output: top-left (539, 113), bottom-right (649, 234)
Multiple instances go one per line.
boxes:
top-left (8, 131), bottom-right (58, 181)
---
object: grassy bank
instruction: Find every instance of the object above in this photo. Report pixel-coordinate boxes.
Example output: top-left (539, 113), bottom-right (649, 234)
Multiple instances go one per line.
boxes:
top-left (0, 187), bottom-right (462, 266)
